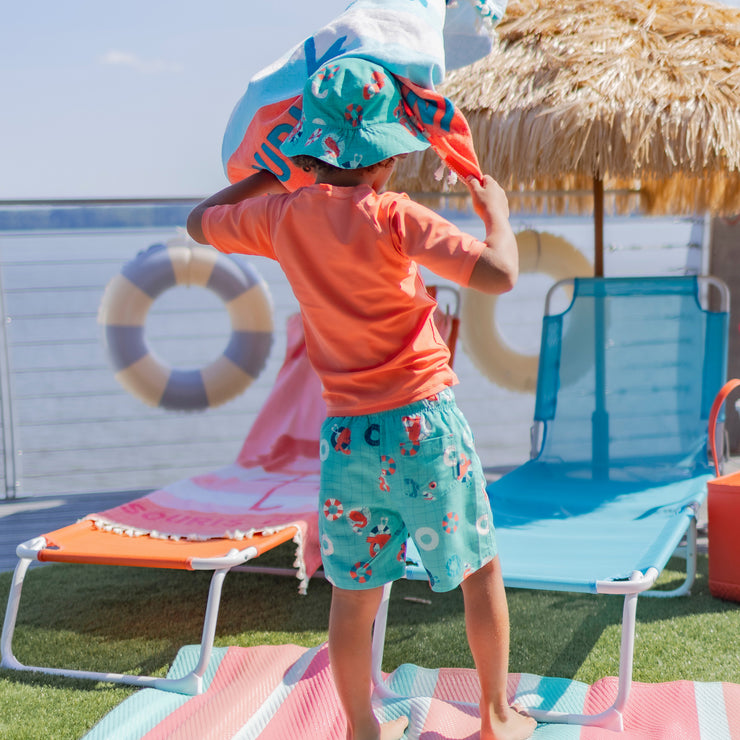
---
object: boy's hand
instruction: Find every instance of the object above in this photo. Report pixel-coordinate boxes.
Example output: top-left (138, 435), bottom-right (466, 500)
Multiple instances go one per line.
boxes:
top-left (466, 174), bottom-right (510, 230)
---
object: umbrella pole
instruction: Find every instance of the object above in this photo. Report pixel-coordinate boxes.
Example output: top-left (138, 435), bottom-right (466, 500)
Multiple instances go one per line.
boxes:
top-left (594, 175), bottom-right (604, 277)
top-left (591, 176), bottom-right (608, 475)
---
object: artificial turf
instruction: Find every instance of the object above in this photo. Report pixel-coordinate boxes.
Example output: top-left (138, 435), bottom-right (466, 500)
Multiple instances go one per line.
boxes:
top-left (1, 548), bottom-right (739, 740)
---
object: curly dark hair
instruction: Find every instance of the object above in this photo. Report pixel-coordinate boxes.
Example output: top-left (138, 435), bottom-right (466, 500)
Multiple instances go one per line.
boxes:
top-left (289, 154), bottom-right (391, 176)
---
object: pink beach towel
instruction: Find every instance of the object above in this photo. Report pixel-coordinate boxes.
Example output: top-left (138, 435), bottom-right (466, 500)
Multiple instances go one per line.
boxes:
top-left (90, 315), bottom-right (325, 591)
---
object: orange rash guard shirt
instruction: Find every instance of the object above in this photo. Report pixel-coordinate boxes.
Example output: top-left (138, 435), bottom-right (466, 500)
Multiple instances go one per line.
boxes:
top-left (203, 183), bottom-right (486, 416)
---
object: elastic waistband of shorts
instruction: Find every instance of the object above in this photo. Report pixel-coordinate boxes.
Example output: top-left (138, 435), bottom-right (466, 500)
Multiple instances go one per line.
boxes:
top-left (368, 387), bottom-right (456, 421)
top-left (324, 388), bottom-right (457, 424)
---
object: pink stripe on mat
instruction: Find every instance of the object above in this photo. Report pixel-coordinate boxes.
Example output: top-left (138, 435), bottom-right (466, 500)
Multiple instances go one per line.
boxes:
top-left (582, 678), bottom-right (701, 739)
top-left (256, 643), bottom-right (345, 740)
top-left (432, 664), bottom-right (482, 704)
top-left (725, 683), bottom-right (740, 740)
top-left (419, 698), bottom-right (480, 739)
top-left (142, 644), bottom-right (307, 740)
top-left (418, 666), bottom-right (489, 739)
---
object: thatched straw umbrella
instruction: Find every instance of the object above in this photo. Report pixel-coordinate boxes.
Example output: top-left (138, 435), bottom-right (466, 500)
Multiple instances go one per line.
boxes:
top-left (391, 0), bottom-right (740, 276)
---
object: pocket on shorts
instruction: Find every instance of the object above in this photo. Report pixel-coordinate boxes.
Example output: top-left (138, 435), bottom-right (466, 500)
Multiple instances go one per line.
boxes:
top-left (398, 431), bottom-right (453, 460)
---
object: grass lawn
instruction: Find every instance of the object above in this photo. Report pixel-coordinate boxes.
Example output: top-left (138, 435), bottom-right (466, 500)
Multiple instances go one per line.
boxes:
top-left (1, 546), bottom-right (739, 740)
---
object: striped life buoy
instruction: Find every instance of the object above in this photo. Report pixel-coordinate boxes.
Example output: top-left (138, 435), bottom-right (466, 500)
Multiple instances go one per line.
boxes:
top-left (98, 236), bottom-right (273, 411)
top-left (461, 231), bottom-right (592, 394)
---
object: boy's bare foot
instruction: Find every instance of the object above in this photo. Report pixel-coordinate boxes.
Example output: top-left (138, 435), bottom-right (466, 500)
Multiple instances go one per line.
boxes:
top-left (481, 705), bottom-right (536, 740)
top-left (348, 715), bottom-right (408, 740)
top-left (379, 716), bottom-right (409, 739)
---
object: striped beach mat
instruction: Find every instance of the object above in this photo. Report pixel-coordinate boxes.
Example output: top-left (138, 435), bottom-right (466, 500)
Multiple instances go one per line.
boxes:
top-left (84, 642), bottom-right (740, 739)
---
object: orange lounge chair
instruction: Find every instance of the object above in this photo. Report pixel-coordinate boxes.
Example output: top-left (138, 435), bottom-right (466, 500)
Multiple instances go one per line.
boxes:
top-left (1, 312), bottom-right (325, 695)
top-left (2, 522), bottom-right (297, 694)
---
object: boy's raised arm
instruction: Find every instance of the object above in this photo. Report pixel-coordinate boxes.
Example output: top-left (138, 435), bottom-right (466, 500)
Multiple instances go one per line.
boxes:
top-left (466, 175), bottom-right (519, 296)
top-left (187, 170), bottom-right (288, 244)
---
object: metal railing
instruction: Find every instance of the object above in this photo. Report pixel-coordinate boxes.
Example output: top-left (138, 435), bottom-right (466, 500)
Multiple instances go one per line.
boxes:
top-left (0, 200), bottom-right (297, 499)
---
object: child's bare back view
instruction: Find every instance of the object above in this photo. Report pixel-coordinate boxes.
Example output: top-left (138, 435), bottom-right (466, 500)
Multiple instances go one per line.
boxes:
top-left (188, 57), bottom-right (535, 740)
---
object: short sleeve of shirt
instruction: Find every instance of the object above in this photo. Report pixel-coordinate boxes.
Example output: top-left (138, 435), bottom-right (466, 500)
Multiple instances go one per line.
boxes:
top-left (385, 194), bottom-right (487, 286)
top-left (202, 196), bottom-right (280, 260)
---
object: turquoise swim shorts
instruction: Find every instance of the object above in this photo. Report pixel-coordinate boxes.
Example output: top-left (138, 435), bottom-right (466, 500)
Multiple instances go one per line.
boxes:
top-left (318, 389), bottom-right (497, 592)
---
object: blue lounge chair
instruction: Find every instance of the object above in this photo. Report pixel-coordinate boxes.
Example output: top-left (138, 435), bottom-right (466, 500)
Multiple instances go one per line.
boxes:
top-left (372, 275), bottom-right (729, 730)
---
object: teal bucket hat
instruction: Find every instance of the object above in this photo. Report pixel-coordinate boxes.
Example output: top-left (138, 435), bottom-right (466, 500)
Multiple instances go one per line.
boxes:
top-left (280, 57), bottom-right (430, 169)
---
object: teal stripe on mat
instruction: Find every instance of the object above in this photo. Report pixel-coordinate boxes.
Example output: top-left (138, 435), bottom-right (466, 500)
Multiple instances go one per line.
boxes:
top-left (515, 672), bottom-right (589, 715)
top-left (385, 662), bottom-right (439, 696)
top-left (514, 674), bottom-right (585, 739)
top-left (380, 663), bottom-right (437, 734)
top-left (83, 646), bottom-right (229, 740)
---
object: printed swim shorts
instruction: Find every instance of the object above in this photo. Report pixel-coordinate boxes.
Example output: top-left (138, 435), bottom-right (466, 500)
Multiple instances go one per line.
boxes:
top-left (318, 388), bottom-right (497, 592)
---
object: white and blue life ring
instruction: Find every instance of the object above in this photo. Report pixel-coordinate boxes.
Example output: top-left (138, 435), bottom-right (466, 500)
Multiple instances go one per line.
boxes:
top-left (98, 237), bottom-right (273, 411)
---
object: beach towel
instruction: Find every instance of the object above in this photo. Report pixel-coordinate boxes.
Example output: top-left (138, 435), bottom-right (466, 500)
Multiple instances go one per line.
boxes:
top-left (89, 314), bottom-right (324, 592)
top-left (83, 642), bottom-right (740, 739)
top-left (222, 0), bottom-right (506, 190)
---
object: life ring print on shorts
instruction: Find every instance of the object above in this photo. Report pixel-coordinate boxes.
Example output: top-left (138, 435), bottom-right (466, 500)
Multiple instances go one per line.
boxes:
top-left (442, 512), bottom-right (459, 534)
top-left (323, 498), bottom-right (344, 520)
top-left (476, 514), bottom-right (491, 535)
top-left (380, 455), bottom-right (397, 476)
top-left (350, 561), bottom-right (373, 584)
top-left (415, 526), bottom-right (440, 551)
top-left (321, 534), bottom-right (334, 556)
top-left (99, 236), bottom-right (273, 411)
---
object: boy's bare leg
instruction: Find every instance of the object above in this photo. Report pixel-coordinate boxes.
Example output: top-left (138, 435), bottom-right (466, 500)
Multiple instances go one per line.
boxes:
top-left (328, 585), bottom-right (409, 740)
top-left (460, 558), bottom-right (537, 740)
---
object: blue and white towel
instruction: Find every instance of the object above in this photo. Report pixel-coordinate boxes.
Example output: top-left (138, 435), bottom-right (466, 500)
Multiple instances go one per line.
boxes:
top-left (222, 0), bottom-right (506, 190)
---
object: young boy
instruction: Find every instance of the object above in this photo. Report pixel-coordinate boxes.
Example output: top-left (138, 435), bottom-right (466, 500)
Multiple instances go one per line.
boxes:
top-left (188, 58), bottom-right (535, 740)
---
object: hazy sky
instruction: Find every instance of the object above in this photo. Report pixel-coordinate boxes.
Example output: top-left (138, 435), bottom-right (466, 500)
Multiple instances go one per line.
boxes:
top-left (1, 1), bottom-right (347, 199)
top-left (3, 0), bottom-right (739, 200)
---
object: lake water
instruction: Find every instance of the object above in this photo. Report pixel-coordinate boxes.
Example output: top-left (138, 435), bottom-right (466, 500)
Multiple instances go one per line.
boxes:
top-left (0, 203), bottom-right (703, 498)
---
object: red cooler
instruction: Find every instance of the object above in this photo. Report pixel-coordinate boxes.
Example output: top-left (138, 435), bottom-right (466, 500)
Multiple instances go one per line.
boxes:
top-left (708, 379), bottom-right (740, 602)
